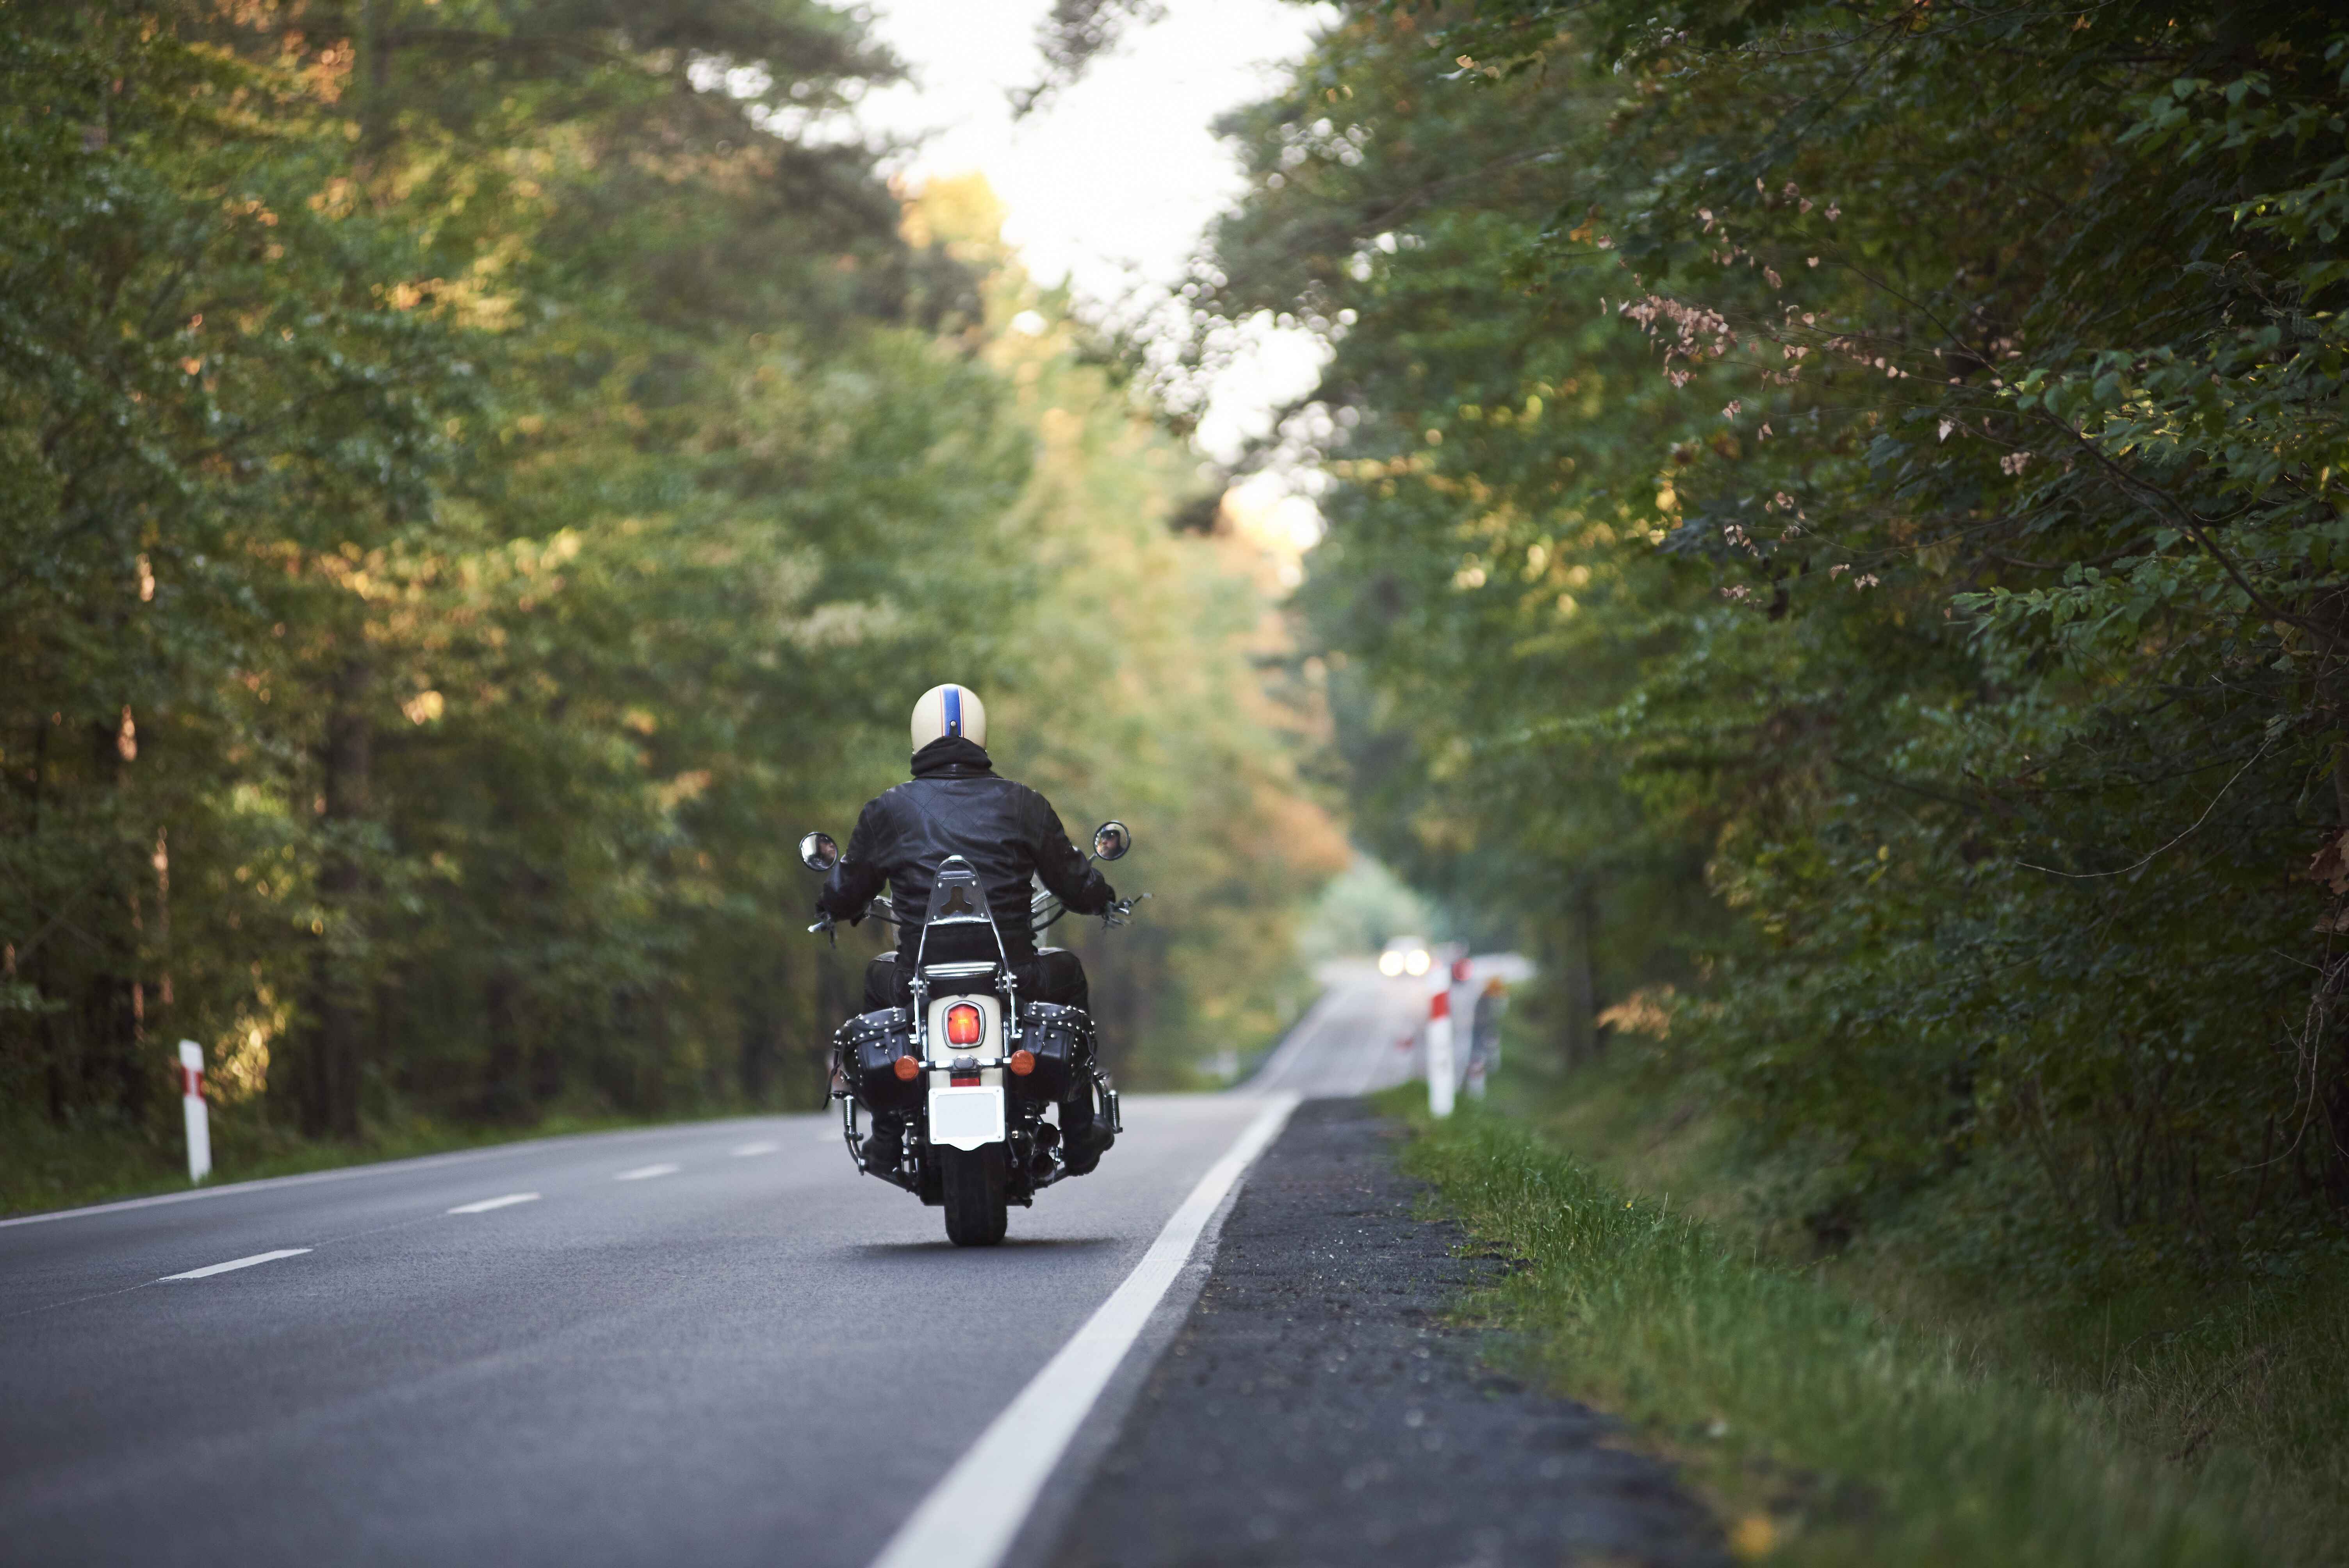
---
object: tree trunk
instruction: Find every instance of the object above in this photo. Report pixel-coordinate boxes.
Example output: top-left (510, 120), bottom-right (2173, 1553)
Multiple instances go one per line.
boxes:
top-left (295, 653), bottom-right (371, 1139)
top-left (1559, 878), bottom-right (1598, 1067)
top-left (737, 988), bottom-right (771, 1107)
top-left (359, 0), bottom-right (395, 162)
top-left (85, 716), bottom-right (148, 1118)
top-left (298, 1), bottom-right (396, 1141)
top-left (2315, 743), bottom-right (2349, 1215)
top-left (147, 826), bottom-right (172, 1063)
top-left (640, 981), bottom-right (671, 1116)
top-left (480, 966), bottom-right (525, 1123)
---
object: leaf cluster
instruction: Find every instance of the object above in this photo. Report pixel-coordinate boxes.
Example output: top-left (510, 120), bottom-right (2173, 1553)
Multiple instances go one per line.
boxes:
top-left (1195, 0), bottom-right (2349, 1273)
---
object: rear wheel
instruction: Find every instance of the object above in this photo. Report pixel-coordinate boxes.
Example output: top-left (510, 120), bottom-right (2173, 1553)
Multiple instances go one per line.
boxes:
top-left (941, 1146), bottom-right (1008, 1247)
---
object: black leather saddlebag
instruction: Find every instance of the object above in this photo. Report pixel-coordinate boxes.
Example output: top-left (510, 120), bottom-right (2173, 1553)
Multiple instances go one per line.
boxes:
top-left (1015, 1001), bottom-right (1094, 1101)
top-left (836, 1007), bottom-right (919, 1113)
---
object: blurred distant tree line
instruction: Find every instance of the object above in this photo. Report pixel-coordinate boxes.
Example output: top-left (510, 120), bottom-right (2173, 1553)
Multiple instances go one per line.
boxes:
top-left (1192, 0), bottom-right (2349, 1279)
top-left (1, 0), bottom-right (1340, 1179)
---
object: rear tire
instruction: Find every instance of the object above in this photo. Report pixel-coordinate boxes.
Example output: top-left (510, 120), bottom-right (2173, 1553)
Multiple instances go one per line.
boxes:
top-left (941, 1146), bottom-right (1008, 1247)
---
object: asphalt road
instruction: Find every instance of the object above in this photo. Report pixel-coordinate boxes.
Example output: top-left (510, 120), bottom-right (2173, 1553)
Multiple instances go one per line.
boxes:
top-left (1052, 1100), bottom-right (1726, 1568)
top-left (0, 1095), bottom-right (1280, 1568)
top-left (3, 960), bottom-right (1553, 1567)
top-left (1249, 960), bottom-right (1432, 1097)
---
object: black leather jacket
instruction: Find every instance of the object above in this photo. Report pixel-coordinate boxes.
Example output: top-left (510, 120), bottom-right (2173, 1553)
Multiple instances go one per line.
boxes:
top-left (816, 737), bottom-right (1115, 963)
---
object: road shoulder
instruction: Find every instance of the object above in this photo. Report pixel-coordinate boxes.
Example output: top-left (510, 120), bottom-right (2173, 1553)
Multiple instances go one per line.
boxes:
top-left (1044, 1097), bottom-right (1727, 1568)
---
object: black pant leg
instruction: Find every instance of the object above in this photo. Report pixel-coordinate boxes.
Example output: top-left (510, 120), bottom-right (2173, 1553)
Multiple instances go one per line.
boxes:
top-left (1050, 948), bottom-right (1090, 1015)
top-left (1017, 948), bottom-right (1089, 1014)
top-left (855, 955), bottom-right (910, 1139)
top-left (862, 953), bottom-right (900, 1014)
top-left (1014, 949), bottom-right (1100, 1143)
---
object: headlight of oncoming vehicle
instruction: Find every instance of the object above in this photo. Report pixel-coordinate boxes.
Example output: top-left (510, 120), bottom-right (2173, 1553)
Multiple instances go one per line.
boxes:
top-left (1404, 949), bottom-right (1431, 977)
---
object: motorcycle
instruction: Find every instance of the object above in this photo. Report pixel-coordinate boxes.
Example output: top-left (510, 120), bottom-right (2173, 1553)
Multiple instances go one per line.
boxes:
top-left (796, 820), bottom-right (1141, 1247)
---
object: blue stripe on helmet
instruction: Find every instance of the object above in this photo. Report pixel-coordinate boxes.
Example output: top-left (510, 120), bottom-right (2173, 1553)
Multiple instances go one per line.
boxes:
top-left (943, 685), bottom-right (962, 738)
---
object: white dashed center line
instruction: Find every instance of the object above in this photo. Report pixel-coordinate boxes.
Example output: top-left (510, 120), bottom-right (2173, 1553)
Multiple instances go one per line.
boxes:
top-left (159, 1248), bottom-right (312, 1282)
top-left (613, 1163), bottom-right (679, 1181)
top-left (731, 1141), bottom-right (779, 1157)
top-left (447, 1193), bottom-right (541, 1214)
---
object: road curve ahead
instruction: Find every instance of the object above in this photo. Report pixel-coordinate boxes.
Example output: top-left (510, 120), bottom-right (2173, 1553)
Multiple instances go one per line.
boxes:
top-left (1249, 960), bottom-right (1430, 1096)
top-left (1251, 954), bottom-right (1527, 1097)
top-left (0, 1095), bottom-right (1281, 1568)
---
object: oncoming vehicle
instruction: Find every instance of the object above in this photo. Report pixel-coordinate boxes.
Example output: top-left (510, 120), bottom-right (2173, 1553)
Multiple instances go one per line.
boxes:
top-left (798, 820), bottom-right (1141, 1247)
top-left (1377, 936), bottom-right (1432, 979)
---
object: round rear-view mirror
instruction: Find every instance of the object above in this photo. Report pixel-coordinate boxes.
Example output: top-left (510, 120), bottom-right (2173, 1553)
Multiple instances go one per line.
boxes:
top-left (1091, 821), bottom-right (1132, 862)
top-left (798, 831), bottom-right (840, 873)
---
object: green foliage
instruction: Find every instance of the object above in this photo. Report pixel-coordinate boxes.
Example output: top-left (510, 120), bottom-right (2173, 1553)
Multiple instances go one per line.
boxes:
top-left (1400, 1099), bottom-right (2333, 1566)
top-left (1, 0), bottom-right (1334, 1194)
top-left (1517, 1036), bottom-right (2349, 1547)
top-left (1197, 1), bottom-right (2349, 1279)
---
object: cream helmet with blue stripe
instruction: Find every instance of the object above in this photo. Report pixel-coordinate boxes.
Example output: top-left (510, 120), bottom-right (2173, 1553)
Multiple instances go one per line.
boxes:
top-left (911, 683), bottom-right (988, 750)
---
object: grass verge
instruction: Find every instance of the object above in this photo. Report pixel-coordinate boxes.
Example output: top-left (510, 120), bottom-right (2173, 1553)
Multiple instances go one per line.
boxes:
top-left (1523, 1051), bottom-right (2349, 1540)
top-left (1390, 1094), bottom-right (2318, 1567)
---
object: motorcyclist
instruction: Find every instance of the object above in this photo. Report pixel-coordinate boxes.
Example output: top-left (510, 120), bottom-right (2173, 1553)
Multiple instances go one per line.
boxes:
top-left (816, 683), bottom-right (1119, 1174)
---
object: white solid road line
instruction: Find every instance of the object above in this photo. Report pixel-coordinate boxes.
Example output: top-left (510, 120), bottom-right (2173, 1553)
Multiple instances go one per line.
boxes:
top-left (157, 1248), bottom-right (312, 1282)
top-left (612, 1163), bottom-right (680, 1181)
top-left (866, 1092), bottom-right (1303, 1568)
top-left (446, 1193), bottom-right (541, 1215)
top-left (730, 1141), bottom-right (781, 1157)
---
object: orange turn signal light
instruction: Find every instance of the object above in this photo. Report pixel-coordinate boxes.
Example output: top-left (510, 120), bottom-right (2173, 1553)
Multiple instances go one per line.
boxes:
top-left (891, 1055), bottom-right (920, 1082)
top-left (1009, 1049), bottom-right (1035, 1077)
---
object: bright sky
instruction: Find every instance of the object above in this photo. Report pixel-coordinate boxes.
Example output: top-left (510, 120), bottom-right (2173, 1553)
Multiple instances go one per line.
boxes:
top-left (853, 0), bottom-right (1338, 467)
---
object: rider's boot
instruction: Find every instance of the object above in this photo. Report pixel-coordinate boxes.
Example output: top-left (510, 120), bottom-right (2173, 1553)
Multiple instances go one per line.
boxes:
top-left (861, 1113), bottom-right (905, 1174)
top-left (1060, 1095), bottom-right (1113, 1175)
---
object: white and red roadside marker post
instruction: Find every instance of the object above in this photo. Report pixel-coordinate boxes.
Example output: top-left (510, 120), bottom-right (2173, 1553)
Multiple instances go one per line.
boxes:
top-left (1452, 955), bottom-right (1488, 1101)
top-left (177, 1039), bottom-right (211, 1184)
top-left (1424, 973), bottom-right (1456, 1119)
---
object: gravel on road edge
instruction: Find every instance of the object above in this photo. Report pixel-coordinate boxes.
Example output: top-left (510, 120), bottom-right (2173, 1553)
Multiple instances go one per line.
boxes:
top-left (1045, 1097), bottom-right (1729, 1568)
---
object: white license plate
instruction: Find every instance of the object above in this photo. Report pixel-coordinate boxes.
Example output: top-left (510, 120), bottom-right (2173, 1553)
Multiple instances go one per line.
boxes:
top-left (928, 1085), bottom-right (1005, 1151)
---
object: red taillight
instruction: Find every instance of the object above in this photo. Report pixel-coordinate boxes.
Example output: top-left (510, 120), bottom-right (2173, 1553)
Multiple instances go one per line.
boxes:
top-left (945, 1003), bottom-right (983, 1047)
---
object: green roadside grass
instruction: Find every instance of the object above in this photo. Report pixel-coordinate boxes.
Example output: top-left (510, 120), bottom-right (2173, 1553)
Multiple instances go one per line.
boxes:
top-left (1384, 1086), bottom-right (2342, 1566)
top-left (0, 1101), bottom-right (761, 1221)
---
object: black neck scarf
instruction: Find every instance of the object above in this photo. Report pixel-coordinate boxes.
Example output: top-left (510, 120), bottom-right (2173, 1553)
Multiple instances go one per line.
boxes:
top-left (911, 736), bottom-right (994, 779)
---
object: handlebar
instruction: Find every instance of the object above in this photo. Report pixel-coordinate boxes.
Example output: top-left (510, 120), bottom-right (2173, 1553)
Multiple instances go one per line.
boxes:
top-left (809, 893), bottom-right (1145, 942)
top-left (1034, 893), bottom-right (1149, 931)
